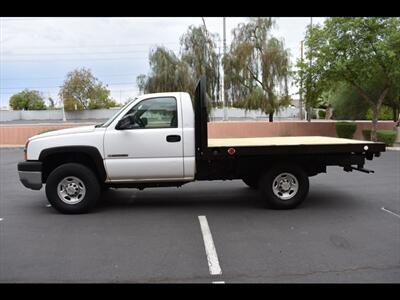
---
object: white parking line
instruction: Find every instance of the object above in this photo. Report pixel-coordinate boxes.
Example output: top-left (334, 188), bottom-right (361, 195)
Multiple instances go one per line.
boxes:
top-left (0, 218), bottom-right (3, 221)
top-left (198, 215), bottom-right (222, 276)
top-left (381, 207), bottom-right (400, 218)
top-left (212, 281), bottom-right (225, 284)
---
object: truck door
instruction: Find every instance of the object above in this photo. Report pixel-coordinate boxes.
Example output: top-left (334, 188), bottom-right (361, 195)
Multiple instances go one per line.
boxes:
top-left (103, 95), bottom-right (184, 181)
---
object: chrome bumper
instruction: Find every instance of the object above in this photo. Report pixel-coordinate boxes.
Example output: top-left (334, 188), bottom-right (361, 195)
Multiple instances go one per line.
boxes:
top-left (17, 161), bottom-right (43, 190)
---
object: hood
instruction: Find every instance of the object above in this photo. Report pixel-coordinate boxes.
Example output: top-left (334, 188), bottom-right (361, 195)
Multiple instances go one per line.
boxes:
top-left (29, 125), bottom-right (97, 141)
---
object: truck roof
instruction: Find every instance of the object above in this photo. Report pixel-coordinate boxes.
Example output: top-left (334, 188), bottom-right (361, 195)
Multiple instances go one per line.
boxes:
top-left (137, 92), bottom-right (187, 99)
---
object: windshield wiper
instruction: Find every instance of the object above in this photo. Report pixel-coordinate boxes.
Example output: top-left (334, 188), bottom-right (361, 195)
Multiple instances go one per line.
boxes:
top-left (94, 123), bottom-right (104, 128)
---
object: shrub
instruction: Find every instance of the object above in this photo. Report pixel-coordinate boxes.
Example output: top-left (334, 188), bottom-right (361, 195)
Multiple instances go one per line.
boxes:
top-left (335, 121), bottom-right (357, 139)
top-left (318, 110), bottom-right (326, 119)
top-left (376, 130), bottom-right (397, 146)
top-left (362, 128), bottom-right (372, 141)
top-left (365, 105), bottom-right (393, 120)
top-left (310, 109), bottom-right (317, 119)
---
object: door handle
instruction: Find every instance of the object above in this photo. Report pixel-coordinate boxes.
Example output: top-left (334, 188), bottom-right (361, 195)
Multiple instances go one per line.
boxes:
top-left (166, 135), bottom-right (181, 142)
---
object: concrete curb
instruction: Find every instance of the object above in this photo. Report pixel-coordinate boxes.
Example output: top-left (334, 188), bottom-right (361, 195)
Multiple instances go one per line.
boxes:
top-left (0, 145), bottom-right (24, 148)
top-left (387, 147), bottom-right (400, 151)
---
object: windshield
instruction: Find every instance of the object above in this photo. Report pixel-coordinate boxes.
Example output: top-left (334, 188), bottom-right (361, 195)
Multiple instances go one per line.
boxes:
top-left (98, 97), bottom-right (138, 128)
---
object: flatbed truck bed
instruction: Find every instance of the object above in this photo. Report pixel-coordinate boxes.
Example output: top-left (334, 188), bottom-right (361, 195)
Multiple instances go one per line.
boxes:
top-left (206, 136), bottom-right (384, 157)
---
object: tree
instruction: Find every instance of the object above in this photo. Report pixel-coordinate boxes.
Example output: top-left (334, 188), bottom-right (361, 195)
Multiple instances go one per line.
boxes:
top-left (48, 97), bottom-right (55, 109)
top-left (136, 74), bottom-right (147, 95)
top-left (300, 17), bottom-right (400, 141)
top-left (326, 80), bottom-right (399, 121)
top-left (9, 89), bottom-right (46, 110)
top-left (138, 24), bottom-right (220, 105)
top-left (327, 82), bottom-right (370, 120)
top-left (87, 83), bottom-right (117, 109)
top-left (59, 68), bottom-right (117, 111)
top-left (180, 25), bottom-right (220, 103)
top-left (137, 47), bottom-right (194, 98)
top-left (223, 18), bottom-right (291, 122)
top-left (383, 88), bottom-right (400, 122)
top-left (296, 55), bottom-right (328, 122)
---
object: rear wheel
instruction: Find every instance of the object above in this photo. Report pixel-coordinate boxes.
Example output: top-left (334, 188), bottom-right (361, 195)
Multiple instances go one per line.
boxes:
top-left (259, 164), bottom-right (309, 209)
top-left (45, 163), bottom-right (101, 214)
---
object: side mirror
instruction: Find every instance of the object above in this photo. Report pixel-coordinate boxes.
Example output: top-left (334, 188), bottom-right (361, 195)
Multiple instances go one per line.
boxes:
top-left (115, 116), bottom-right (130, 130)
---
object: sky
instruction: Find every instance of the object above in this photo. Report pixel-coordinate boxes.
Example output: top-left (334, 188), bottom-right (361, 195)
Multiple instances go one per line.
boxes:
top-left (0, 17), bottom-right (326, 109)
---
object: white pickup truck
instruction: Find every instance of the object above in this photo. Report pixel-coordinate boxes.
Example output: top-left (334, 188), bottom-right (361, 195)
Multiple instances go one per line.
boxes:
top-left (18, 77), bottom-right (386, 214)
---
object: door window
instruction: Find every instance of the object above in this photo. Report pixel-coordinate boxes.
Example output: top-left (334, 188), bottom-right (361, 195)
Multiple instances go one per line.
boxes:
top-left (119, 97), bottom-right (177, 129)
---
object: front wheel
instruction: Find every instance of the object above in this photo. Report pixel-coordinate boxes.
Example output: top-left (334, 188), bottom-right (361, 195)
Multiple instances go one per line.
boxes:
top-left (259, 165), bottom-right (309, 209)
top-left (45, 163), bottom-right (101, 214)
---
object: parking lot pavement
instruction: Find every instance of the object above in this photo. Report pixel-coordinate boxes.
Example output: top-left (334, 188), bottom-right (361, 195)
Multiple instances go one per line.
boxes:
top-left (0, 148), bottom-right (399, 283)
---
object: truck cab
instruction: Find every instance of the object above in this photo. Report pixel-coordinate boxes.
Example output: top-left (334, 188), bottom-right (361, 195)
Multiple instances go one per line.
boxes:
top-left (103, 92), bottom-right (196, 182)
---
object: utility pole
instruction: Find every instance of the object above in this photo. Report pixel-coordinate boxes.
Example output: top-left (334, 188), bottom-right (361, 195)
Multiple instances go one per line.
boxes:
top-left (307, 17), bottom-right (313, 122)
top-left (59, 87), bottom-right (66, 122)
top-left (299, 40), bottom-right (304, 120)
top-left (202, 17), bottom-right (208, 64)
top-left (61, 100), bottom-right (66, 122)
top-left (222, 17), bottom-right (228, 121)
top-left (217, 44), bottom-right (221, 106)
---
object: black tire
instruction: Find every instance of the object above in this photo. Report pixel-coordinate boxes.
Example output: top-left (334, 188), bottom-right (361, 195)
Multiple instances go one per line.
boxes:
top-left (242, 176), bottom-right (259, 189)
top-left (45, 163), bottom-right (101, 214)
top-left (101, 185), bottom-right (111, 191)
top-left (258, 164), bottom-right (309, 209)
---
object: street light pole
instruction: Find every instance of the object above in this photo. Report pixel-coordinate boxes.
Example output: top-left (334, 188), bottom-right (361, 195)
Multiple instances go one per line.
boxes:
top-left (61, 101), bottom-right (66, 122)
top-left (222, 17), bottom-right (228, 121)
top-left (307, 17), bottom-right (313, 122)
top-left (60, 87), bottom-right (66, 122)
top-left (299, 40), bottom-right (304, 120)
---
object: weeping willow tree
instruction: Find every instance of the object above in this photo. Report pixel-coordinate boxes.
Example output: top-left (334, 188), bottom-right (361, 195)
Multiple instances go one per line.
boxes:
top-left (180, 25), bottom-right (220, 104)
top-left (137, 25), bottom-right (220, 104)
top-left (136, 47), bottom-right (194, 98)
top-left (223, 17), bottom-right (291, 122)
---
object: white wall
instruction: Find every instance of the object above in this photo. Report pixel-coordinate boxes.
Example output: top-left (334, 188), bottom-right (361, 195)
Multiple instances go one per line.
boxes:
top-left (1, 107), bottom-right (300, 122)
top-left (0, 109), bottom-right (119, 122)
top-left (0, 110), bottom-right (21, 122)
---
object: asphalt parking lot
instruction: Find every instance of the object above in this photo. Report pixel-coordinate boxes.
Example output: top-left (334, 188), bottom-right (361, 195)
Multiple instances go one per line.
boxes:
top-left (0, 148), bottom-right (399, 283)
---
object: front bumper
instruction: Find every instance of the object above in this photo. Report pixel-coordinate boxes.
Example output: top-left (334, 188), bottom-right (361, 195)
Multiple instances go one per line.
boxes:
top-left (17, 161), bottom-right (43, 190)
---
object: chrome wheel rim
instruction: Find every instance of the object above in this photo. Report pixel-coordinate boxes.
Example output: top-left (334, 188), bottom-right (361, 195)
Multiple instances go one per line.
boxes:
top-left (272, 172), bottom-right (299, 201)
top-left (57, 176), bottom-right (86, 205)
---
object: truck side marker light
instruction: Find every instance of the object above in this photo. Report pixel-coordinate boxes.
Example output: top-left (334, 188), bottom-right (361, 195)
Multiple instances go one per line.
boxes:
top-left (227, 148), bottom-right (236, 156)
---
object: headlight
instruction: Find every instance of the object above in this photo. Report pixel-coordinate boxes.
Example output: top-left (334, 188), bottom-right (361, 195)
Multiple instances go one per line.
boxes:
top-left (24, 140), bottom-right (30, 161)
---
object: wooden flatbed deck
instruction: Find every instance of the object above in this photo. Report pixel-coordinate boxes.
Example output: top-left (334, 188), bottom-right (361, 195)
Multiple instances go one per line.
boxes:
top-left (208, 136), bottom-right (374, 147)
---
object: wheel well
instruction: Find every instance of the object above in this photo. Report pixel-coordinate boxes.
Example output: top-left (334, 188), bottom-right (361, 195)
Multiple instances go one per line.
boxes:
top-left (41, 152), bottom-right (105, 183)
top-left (245, 160), bottom-right (325, 179)
top-left (264, 162), bottom-right (324, 177)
